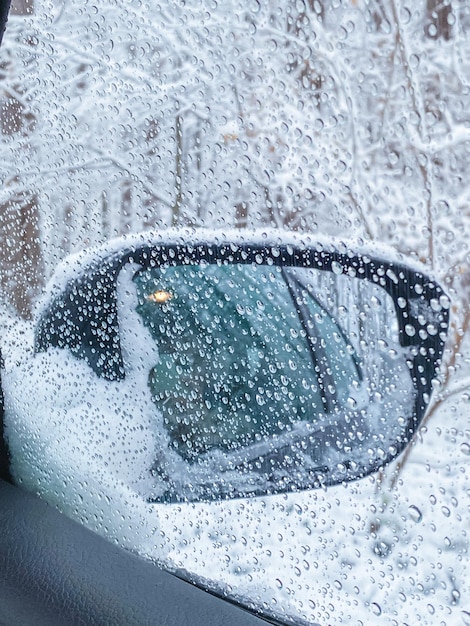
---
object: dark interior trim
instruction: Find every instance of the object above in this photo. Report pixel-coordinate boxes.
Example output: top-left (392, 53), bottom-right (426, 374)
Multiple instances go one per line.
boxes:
top-left (0, 479), bottom-right (273, 626)
top-left (0, 362), bottom-right (12, 483)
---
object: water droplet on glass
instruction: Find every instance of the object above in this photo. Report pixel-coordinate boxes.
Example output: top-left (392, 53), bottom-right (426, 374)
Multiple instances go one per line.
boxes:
top-left (462, 610), bottom-right (470, 625)
top-left (332, 261), bottom-right (343, 275)
top-left (460, 442), bottom-right (470, 455)
top-left (371, 602), bottom-right (381, 616)
top-left (370, 295), bottom-right (382, 308)
top-left (441, 506), bottom-right (451, 518)
top-left (408, 505), bottom-right (423, 523)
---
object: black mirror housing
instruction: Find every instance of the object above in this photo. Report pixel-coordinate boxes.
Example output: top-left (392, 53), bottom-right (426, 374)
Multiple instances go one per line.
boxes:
top-left (29, 232), bottom-right (449, 503)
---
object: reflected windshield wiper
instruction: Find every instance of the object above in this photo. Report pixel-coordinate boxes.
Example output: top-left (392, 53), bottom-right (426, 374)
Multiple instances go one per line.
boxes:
top-left (281, 268), bottom-right (336, 412)
top-left (147, 459), bottom-right (331, 504)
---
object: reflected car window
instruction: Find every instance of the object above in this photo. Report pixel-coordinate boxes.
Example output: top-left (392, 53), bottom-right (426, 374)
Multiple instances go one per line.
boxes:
top-left (134, 263), bottom-right (360, 462)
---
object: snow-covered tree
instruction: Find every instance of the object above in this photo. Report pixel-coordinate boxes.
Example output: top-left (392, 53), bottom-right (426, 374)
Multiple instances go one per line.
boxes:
top-left (1, 1), bottom-right (469, 310)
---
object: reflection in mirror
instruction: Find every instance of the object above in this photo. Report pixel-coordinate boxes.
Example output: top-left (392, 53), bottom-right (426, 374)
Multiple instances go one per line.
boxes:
top-left (133, 262), bottom-right (414, 503)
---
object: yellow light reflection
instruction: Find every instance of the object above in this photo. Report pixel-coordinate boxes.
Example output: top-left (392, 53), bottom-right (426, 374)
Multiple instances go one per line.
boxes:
top-left (146, 289), bottom-right (173, 304)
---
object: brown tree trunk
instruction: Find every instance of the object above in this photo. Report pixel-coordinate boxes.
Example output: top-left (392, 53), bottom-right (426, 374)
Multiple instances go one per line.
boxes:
top-left (10, 0), bottom-right (34, 15)
top-left (425, 0), bottom-right (453, 40)
top-left (0, 196), bottom-right (44, 319)
top-left (0, 0), bottom-right (42, 318)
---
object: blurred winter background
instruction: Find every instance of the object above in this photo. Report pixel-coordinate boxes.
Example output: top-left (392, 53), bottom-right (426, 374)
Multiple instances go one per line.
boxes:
top-left (0, 1), bottom-right (469, 624)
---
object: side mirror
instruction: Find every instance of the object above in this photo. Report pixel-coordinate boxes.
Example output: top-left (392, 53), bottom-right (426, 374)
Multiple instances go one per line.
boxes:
top-left (4, 233), bottom-right (449, 509)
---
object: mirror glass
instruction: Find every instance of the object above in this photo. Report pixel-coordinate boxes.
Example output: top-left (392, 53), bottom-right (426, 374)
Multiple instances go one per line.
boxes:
top-left (132, 262), bottom-right (414, 502)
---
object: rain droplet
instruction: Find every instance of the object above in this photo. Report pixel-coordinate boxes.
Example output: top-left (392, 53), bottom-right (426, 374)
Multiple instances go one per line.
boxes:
top-left (441, 506), bottom-right (451, 518)
top-left (255, 394), bottom-right (266, 406)
top-left (371, 602), bottom-right (382, 616)
top-left (439, 295), bottom-right (450, 309)
top-left (408, 505), bottom-right (423, 523)
top-left (460, 443), bottom-right (470, 455)
top-left (398, 6), bottom-right (411, 24)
